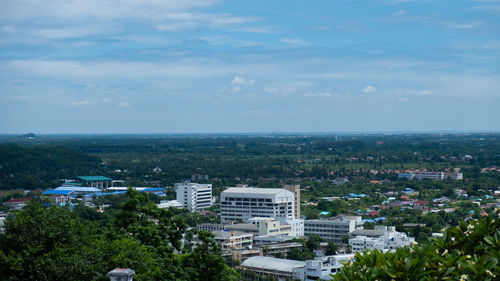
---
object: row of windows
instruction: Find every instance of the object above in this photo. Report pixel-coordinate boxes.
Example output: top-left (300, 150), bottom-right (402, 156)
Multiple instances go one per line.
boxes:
top-left (224, 197), bottom-right (273, 202)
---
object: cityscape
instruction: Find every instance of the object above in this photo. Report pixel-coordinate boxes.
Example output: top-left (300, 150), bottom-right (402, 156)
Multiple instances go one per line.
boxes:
top-left (1, 0), bottom-right (499, 280)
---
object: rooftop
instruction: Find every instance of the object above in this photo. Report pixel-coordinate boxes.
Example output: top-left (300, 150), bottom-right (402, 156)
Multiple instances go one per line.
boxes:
top-left (241, 256), bottom-right (305, 272)
top-left (77, 176), bottom-right (113, 182)
top-left (54, 186), bottom-right (102, 192)
top-left (223, 187), bottom-right (291, 195)
top-left (43, 190), bottom-right (74, 195)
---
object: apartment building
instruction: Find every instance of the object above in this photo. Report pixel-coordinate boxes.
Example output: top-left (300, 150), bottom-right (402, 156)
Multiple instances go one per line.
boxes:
top-left (304, 216), bottom-right (361, 244)
top-left (220, 187), bottom-right (295, 223)
top-left (175, 182), bottom-right (213, 212)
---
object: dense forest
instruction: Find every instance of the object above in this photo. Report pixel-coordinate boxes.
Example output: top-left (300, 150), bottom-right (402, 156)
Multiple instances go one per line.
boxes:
top-left (0, 133), bottom-right (498, 190)
top-left (0, 190), bottom-right (237, 281)
top-left (0, 144), bottom-right (101, 190)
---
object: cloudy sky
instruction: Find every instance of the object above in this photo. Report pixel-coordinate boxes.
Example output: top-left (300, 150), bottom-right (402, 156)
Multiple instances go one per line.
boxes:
top-left (1, 0), bottom-right (499, 134)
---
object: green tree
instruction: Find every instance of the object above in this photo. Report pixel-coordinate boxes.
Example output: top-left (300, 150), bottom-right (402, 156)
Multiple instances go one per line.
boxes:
top-left (324, 242), bottom-right (338, 256)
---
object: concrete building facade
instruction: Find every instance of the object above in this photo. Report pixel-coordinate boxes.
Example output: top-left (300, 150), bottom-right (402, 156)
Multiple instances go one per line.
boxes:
top-left (349, 226), bottom-right (415, 252)
top-left (304, 217), bottom-right (361, 244)
top-left (213, 230), bottom-right (254, 250)
top-left (175, 182), bottom-right (213, 212)
top-left (284, 184), bottom-right (301, 219)
top-left (305, 254), bottom-right (355, 281)
top-left (220, 187), bottom-right (295, 223)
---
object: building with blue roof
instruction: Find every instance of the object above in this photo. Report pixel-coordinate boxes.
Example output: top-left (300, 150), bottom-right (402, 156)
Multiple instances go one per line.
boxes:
top-left (53, 186), bottom-right (101, 193)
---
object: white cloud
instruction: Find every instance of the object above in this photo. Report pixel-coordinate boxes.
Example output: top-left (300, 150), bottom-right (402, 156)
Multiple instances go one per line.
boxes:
top-left (473, 5), bottom-right (500, 11)
top-left (280, 38), bottom-right (308, 45)
top-left (416, 90), bottom-right (432, 95)
top-left (446, 22), bottom-right (483, 29)
top-left (233, 26), bottom-right (273, 33)
top-left (117, 102), bottom-right (130, 107)
top-left (397, 97), bottom-right (408, 102)
top-left (69, 100), bottom-right (95, 106)
top-left (232, 86), bottom-right (241, 93)
top-left (362, 86), bottom-right (377, 93)
top-left (264, 88), bottom-right (278, 94)
top-left (231, 76), bottom-right (255, 85)
top-left (154, 13), bottom-right (257, 32)
top-left (30, 24), bottom-right (116, 39)
top-left (392, 10), bottom-right (407, 16)
top-left (1, 25), bottom-right (15, 33)
top-left (303, 92), bottom-right (332, 97)
top-left (0, 0), bottom-right (218, 21)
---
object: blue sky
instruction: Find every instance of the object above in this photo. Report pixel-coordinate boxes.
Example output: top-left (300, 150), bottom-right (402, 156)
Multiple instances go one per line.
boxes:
top-left (1, 0), bottom-right (499, 134)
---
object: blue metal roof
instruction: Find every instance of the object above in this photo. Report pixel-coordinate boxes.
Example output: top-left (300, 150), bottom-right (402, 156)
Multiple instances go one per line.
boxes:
top-left (140, 188), bottom-right (165, 192)
top-left (43, 190), bottom-right (74, 195)
top-left (83, 191), bottom-right (127, 197)
top-left (54, 186), bottom-right (101, 192)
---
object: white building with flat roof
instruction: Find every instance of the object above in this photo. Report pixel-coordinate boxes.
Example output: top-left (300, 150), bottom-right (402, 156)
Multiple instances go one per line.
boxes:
top-left (241, 256), bottom-right (305, 281)
top-left (220, 187), bottom-right (295, 223)
top-left (175, 182), bottom-right (213, 212)
top-left (157, 200), bottom-right (183, 209)
top-left (305, 254), bottom-right (355, 281)
top-left (212, 230), bottom-right (254, 250)
top-left (349, 226), bottom-right (415, 252)
top-left (304, 217), bottom-right (361, 244)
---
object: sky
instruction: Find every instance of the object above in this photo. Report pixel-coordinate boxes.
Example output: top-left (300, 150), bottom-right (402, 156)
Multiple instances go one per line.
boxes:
top-left (0, 0), bottom-right (499, 134)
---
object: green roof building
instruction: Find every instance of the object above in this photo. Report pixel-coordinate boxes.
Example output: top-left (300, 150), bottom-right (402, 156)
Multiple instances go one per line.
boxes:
top-left (77, 176), bottom-right (113, 189)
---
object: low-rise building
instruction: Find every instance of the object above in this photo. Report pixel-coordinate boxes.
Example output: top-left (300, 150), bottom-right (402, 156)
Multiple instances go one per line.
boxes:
top-left (77, 176), bottom-right (113, 189)
top-left (398, 171), bottom-right (463, 181)
top-left (305, 254), bottom-right (355, 281)
top-left (157, 200), bottom-right (183, 209)
top-left (349, 226), bottom-right (415, 252)
top-left (240, 256), bottom-right (305, 281)
top-left (4, 198), bottom-right (31, 210)
top-left (213, 230), bottom-right (253, 250)
top-left (258, 242), bottom-right (303, 257)
top-left (304, 216), bottom-right (361, 244)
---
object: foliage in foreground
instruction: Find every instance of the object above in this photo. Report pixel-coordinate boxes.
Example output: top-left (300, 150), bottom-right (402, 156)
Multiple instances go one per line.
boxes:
top-left (0, 190), bottom-right (238, 281)
top-left (334, 210), bottom-right (500, 281)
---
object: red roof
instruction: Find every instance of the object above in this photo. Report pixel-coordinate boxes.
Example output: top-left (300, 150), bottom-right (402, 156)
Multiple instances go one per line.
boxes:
top-left (6, 198), bottom-right (31, 203)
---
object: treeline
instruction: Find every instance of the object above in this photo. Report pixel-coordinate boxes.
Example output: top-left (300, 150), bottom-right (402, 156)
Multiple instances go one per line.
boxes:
top-left (0, 144), bottom-right (101, 190)
top-left (0, 133), bottom-right (498, 190)
top-left (0, 190), bottom-right (237, 281)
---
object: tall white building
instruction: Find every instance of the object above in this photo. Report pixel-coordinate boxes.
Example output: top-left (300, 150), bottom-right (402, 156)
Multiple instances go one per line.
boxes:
top-left (220, 187), bottom-right (295, 223)
top-left (175, 182), bottom-right (213, 212)
top-left (349, 226), bottom-right (415, 252)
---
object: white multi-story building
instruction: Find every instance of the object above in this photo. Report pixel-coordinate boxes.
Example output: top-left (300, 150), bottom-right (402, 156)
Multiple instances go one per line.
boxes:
top-left (304, 216), bottom-right (361, 244)
top-left (287, 218), bottom-right (305, 238)
top-left (175, 182), bottom-right (213, 212)
top-left (247, 217), bottom-right (304, 238)
top-left (349, 226), bottom-right (415, 252)
top-left (212, 230), bottom-right (254, 250)
top-left (398, 171), bottom-right (463, 181)
top-left (220, 187), bottom-right (295, 223)
top-left (305, 254), bottom-right (355, 281)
